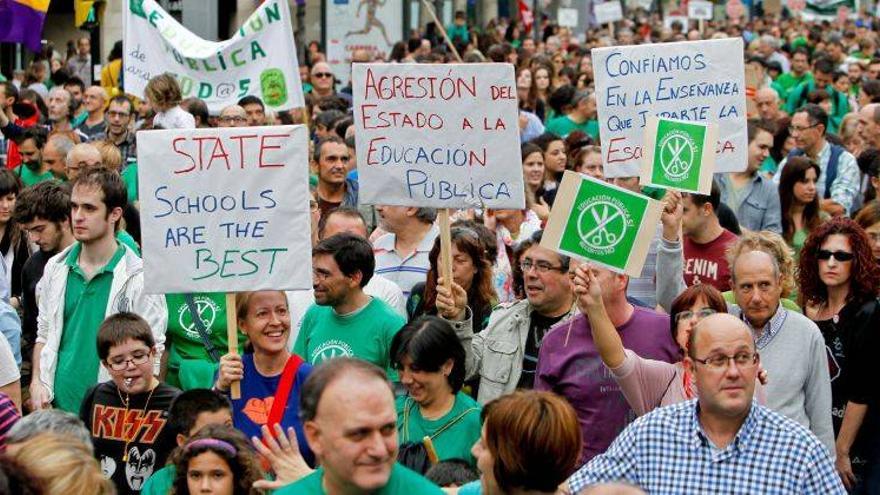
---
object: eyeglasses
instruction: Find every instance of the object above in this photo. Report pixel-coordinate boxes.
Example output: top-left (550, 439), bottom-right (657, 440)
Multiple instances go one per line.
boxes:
top-left (220, 116), bottom-right (248, 124)
top-left (817, 249), bottom-right (854, 262)
top-left (312, 72), bottom-right (333, 79)
top-left (788, 123), bottom-right (820, 133)
top-left (520, 259), bottom-right (565, 274)
top-left (106, 351), bottom-right (151, 371)
top-left (674, 308), bottom-right (717, 324)
top-left (692, 351), bottom-right (759, 370)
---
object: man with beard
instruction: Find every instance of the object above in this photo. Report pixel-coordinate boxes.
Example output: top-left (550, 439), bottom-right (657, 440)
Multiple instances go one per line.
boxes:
top-left (14, 181), bottom-right (75, 390)
top-left (314, 136), bottom-right (358, 217)
top-left (104, 96), bottom-right (138, 168)
top-left (295, 234), bottom-right (404, 377)
top-left (13, 127), bottom-right (54, 186)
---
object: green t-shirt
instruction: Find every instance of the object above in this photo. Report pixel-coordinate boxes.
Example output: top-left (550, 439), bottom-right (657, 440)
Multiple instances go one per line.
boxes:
top-left (164, 292), bottom-right (246, 389)
top-left (121, 162), bottom-right (138, 204)
top-left (294, 298), bottom-right (404, 379)
top-left (772, 71), bottom-right (812, 100)
top-left (140, 464), bottom-right (175, 495)
top-left (396, 392), bottom-right (482, 466)
top-left (13, 165), bottom-right (55, 187)
top-left (54, 242), bottom-right (126, 412)
top-left (722, 290), bottom-right (801, 311)
top-left (276, 463), bottom-right (444, 494)
top-left (544, 116), bottom-right (600, 141)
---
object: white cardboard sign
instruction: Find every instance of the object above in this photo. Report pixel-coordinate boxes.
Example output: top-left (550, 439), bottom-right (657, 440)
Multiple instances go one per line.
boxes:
top-left (688, 0), bottom-right (714, 19)
top-left (594, 2), bottom-right (624, 23)
top-left (352, 63), bottom-right (526, 209)
top-left (592, 38), bottom-right (747, 178)
top-left (137, 125), bottom-right (312, 294)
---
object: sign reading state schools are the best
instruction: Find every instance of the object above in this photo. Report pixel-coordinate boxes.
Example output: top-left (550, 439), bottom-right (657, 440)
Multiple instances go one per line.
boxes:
top-left (124, 0), bottom-right (304, 113)
top-left (592, 38), bottom-right (747, 178)
top-left (137, 125), bottom-right (312, 294)
top-left (352, 63), bottom-right (526, 209)
top-left (542, 171), bottom-right (662, 277)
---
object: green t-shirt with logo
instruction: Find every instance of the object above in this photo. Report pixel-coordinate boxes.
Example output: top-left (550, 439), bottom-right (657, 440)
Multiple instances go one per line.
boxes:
top-left (276, 463), bottom-right (444, 494)
top-left (13, 165), bottom-right (55, 187)
top-left (396, 392), bottom-right (482, 466)
top-left (294, 298), bottom-right (404, 379)
top-left (164, 292), bottom-right (245, 390)
top-left (54, 242), bottom-right (126, 412)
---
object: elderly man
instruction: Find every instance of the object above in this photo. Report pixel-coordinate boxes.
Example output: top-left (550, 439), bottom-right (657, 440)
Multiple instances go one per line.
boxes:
top-left (217, 105), bottom-right (248, 128)
top-left (729, 249), bottom-right (835, 454)
top-left (444, 230), bottom-right (577, 404)
top-left (276, 358), bottom-right (443, 493)
top-left (41, 133), bottom-right (75, 179)
top-left (64, 143), bottom-right (102, 181)
top-left (75, 86), bottom-right (107, 140)
top-left (857, 103), bottom-right (880, 149)
top-left (759, 34), bottom-right (791, 73)
top-left (568, 313), bottom-right (844, 494)
top-left (755, 87), bottom-right (786, 121)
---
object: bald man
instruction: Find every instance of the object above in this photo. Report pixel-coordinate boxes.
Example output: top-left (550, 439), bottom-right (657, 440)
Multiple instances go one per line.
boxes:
top-left (76, 86), bottom-right (107, 140)
top-left (65, 143), bottom-right (102, 181)
top-left (857, 103), bottom-right (880, 148)
top-left (569, 314), bottom-right (844, 494)
top-left (217, 105), bottom-right (247, 128)
top-left (755, 87), bottom-right (786, 121)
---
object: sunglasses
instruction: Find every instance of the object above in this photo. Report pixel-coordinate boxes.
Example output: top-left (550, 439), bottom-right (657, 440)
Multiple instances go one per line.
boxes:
top-left (817, 250), bottom-right (854, 262)
top-left (312, 72), bottom-right (333, 79)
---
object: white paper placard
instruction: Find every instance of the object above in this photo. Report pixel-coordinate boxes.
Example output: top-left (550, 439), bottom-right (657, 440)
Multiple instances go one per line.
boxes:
top-left (137, 125), bottom-right (312, 294)
top-left (558, 7), bottom-right (580, 27)
top-left (594, 1), bottom-right (624, 23)
top-left (688, 0), bottom-right (714, 19)
top-left (352, 63), bottom-right (526, 209)
top-left (592, 38), bottom-right (747, 178)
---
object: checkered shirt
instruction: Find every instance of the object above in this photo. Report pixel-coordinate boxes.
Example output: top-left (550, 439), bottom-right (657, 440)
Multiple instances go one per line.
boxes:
top-left (568, 400), bottom-right (845, 494)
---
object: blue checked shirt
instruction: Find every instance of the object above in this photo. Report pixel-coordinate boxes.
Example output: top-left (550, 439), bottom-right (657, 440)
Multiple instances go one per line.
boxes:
top-left (568, 400), bottom-right (845, 494)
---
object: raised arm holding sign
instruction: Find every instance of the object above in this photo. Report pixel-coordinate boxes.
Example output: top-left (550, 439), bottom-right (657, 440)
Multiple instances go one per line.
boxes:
top-left (137, 125), bottom-right (312, 397)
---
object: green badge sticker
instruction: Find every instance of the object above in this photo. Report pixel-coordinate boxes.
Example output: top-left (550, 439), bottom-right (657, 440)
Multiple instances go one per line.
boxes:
top-left (260, 68), bottom-right (288, 107)
top-left (543, 171), bottom-right (663, 276)
top-left (641, 117), bottom-right (717, 194)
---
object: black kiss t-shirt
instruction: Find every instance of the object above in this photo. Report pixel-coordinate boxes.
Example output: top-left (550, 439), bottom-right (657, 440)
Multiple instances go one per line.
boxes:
top-left (80, 382), bottom-right (181, 494)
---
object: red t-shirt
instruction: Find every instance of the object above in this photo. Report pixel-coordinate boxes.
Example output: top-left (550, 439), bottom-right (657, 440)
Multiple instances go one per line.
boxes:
top-left (683, 229), bottom-right (738, 292)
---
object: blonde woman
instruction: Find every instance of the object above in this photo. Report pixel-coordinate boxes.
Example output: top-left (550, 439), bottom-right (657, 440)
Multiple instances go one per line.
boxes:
top-left (10, 433), bottom-right (114, 495)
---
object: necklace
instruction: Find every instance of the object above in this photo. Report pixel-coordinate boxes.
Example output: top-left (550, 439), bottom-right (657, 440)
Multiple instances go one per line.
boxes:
top-left (116, 383), bottom-right (157, 462)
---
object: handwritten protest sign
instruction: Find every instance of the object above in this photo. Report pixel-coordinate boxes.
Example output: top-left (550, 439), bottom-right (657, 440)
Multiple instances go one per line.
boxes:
top-left (542, 171), bottom-right (663, 277)
top-left (641, 117), bottom-right (717, 194)
top-left (137, 125), bottom-right (312, 294)
top-left (594, 2), bottom-right (624, 24)
top-left (592, 38), bottom-right (747, 178)
top-left (352, 63), bottom-right (526, 209)
top-left (124, 0), bottom-right (304, 113)
top-left (688, 0), bottom-right (714, 19)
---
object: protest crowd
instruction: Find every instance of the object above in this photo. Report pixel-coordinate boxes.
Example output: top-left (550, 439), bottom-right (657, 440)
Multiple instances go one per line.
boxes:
top-left (1, 1), bottom-right (880, 494)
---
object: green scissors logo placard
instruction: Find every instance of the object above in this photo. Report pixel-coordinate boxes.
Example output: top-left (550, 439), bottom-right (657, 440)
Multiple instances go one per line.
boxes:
top-left (542, 171), bottom-right (663, 276)
top-left (641, 117), bottom-right (717, 194)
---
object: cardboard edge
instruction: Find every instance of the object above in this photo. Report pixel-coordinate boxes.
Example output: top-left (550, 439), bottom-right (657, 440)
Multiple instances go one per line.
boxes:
top-left (698, 122), bottom-right (719, 194)
top-left (640, 116), bottom-right (660, 186)
top-left (624, 197), bottom-right (664, 277)
top-left (540, 171), bottom-right (581, 250)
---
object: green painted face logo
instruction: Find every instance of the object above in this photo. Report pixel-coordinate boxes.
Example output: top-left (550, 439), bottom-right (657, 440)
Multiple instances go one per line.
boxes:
top-left (658, 130), bottom-right (697, 181)
top-left (577, 198), bottom-right (629, 251)
top-left (260, 68), bottom-right (288, 107)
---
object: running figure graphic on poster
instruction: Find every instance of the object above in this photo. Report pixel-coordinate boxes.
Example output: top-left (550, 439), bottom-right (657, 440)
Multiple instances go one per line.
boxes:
top-left (346, 0), bottom-right (392, 45)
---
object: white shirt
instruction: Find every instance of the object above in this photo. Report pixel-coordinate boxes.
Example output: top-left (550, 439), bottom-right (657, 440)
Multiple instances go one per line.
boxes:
top-left (153, 105), bottom-right (196, 130)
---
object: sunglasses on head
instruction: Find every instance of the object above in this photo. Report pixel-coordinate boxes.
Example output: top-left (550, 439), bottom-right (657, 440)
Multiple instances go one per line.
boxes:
top-left (817, 249), bottom-right (853, 262)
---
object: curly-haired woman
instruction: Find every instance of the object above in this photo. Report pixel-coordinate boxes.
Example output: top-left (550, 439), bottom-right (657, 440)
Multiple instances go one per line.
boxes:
top-left (798, 217), bottom-right (880, 492)
top-left (171, 424), bottom-right (263, 495)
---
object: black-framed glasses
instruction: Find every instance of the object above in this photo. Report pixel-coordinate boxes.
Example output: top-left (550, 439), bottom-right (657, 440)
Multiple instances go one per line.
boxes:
top-left (788, 123), bottom-right (820, 133)
top-left (817, 249), bottom-right (854, 262)
top-left (106, 351), bottom-right (151, 371)
top-left (674, 308), bottom-right (717, 324)
top-left (520, 259), bottom-right (565, 274)
top-left (692, 351), bottom-right (759, 370)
